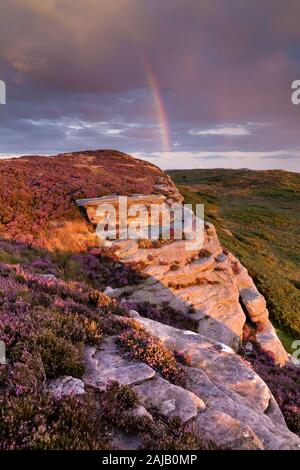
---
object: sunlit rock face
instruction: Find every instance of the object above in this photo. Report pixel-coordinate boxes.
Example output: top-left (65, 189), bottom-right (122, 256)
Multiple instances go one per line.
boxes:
top-left (126, 315), bottom-right (300, 450)
top-left (78, 187), bottom-right (288, 365)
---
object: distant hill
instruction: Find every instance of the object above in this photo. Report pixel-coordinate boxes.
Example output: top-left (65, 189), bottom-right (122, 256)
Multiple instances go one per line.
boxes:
top-left (168, 168), bottom-right (300, 347)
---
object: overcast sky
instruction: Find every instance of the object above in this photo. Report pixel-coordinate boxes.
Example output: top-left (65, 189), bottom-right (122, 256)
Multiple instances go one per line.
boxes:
top-left (0, 0), bottom-right (300, 171)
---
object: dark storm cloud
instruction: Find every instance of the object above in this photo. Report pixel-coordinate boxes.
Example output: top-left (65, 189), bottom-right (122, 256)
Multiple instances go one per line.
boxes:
top-left (0, 0), bottom-right (300, 171)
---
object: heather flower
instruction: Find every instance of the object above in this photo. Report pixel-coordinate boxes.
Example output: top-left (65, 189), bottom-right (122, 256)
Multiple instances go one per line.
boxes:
top-left (118, 327), bottom-right (185, 385)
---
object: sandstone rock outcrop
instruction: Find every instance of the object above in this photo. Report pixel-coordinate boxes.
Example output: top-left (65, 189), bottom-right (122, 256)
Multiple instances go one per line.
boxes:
top-left (128, 315), bottom-right (272, 411)
top-left (86, 197), bottom-right (287, 363)
top-left (75, 170), bottom-right (295, 449)
top-left (229, 253), bottom-right (288, 364)
top-left (78, 314), bottom-right (300, 450)
top-left (124, 315), bottom-right (300, 450)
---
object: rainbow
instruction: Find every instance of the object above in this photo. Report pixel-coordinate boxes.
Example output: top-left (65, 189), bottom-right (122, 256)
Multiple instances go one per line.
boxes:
top-left (139, 54), bottom-right (171, 153)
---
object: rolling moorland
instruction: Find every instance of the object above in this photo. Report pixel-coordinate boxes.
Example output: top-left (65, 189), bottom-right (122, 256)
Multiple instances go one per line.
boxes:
top-left (0, 152), bottom-right (300, 450)
top-left (168, 169), bottom-right (300, 353)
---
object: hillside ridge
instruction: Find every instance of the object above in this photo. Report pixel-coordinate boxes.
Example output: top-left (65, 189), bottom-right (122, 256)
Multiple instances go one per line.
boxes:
top-left (0, 151), bottom-right (299, 450)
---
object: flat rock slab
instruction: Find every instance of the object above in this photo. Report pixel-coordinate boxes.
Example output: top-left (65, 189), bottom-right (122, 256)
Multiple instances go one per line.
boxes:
top-left (47, 376), bottom-right (85, 399)
top-left (135, 375), bottom-right (205, 423)
top-left (76, 194), bottom-right (166, 207)
top-left (83, 337), bottom-right (155, 390)
top-left (132, 316), bottom-right (271, 412)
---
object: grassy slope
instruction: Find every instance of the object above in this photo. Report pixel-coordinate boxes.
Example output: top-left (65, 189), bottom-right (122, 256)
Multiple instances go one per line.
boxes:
top-left (168, 169), bottom-right (300, 352)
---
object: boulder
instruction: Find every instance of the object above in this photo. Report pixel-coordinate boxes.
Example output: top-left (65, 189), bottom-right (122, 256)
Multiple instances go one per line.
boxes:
top-left (47, 376), bottom-right (85, 399)
top-left (256, 320), bottom-right (288, 366)
top-left (240, 288), bottom-right (269, 324)
top-left (128, 309), bottom-right (141, 319)
top-left (135, 375), bottom-right (205, 422)
top-left (83, 338), bottom-right (155, 390)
